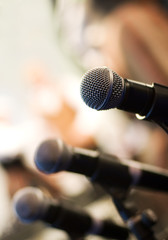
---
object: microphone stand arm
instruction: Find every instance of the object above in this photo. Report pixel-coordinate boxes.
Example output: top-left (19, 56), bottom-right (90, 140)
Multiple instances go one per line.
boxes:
top-left (106, 188), bottom-right (158, 240)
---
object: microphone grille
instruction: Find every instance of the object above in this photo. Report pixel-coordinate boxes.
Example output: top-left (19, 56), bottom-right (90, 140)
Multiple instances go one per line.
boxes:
top-left (34, 139), bottom-right (71, 174)
top-left (80, 67), bottom-right (124, 110)
top-left (13, 187), bottom-right (46, 223)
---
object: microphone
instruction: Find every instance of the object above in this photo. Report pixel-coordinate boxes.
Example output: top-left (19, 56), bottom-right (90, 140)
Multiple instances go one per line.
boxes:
top-left (80, 66), bottom-right (168, 126)
top-left (13, 187), bottom-right (129, 239)
top-left (34, 139), bottom-right (168, 193)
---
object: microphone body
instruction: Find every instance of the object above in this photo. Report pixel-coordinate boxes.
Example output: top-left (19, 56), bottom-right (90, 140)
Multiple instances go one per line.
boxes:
top-left (119, 79), bottom-right (168, 123)
top-left (80, 67), bottom-right (168, 124)
top-left (13, 187), bottom-right (129, 239)
top-left (35, 139), bottom-right (168, 193)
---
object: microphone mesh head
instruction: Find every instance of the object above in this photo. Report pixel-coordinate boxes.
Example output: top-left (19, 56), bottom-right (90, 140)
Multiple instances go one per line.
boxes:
top-left (13, 187), bottom-right (45, 223)
top-left (80, 67), bottom-right (124, 110)
top-left (34, 139), bottom-right (71, 174)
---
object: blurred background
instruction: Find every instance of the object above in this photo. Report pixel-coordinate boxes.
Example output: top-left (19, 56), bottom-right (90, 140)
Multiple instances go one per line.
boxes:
top-left (0, 0), bottom-right (168, 239)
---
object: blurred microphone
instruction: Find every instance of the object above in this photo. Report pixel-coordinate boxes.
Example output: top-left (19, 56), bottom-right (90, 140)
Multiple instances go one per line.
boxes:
top-left (34, 139), bottom-right (168, 193)
top-left (13, 187), bottom-right (129, 239)
top-left (80, 66), bottom-right (168, 124)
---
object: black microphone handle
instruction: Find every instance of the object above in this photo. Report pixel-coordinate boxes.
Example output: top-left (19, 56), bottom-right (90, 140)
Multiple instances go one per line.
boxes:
top-left (119, 79), bottom-right (168, 124)
top-left (46, 203), bottom-right (129, 239)
top-left (70, 148), bottom-right (168, 192)
top-left (35, 139), bottom-right (168, 193)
